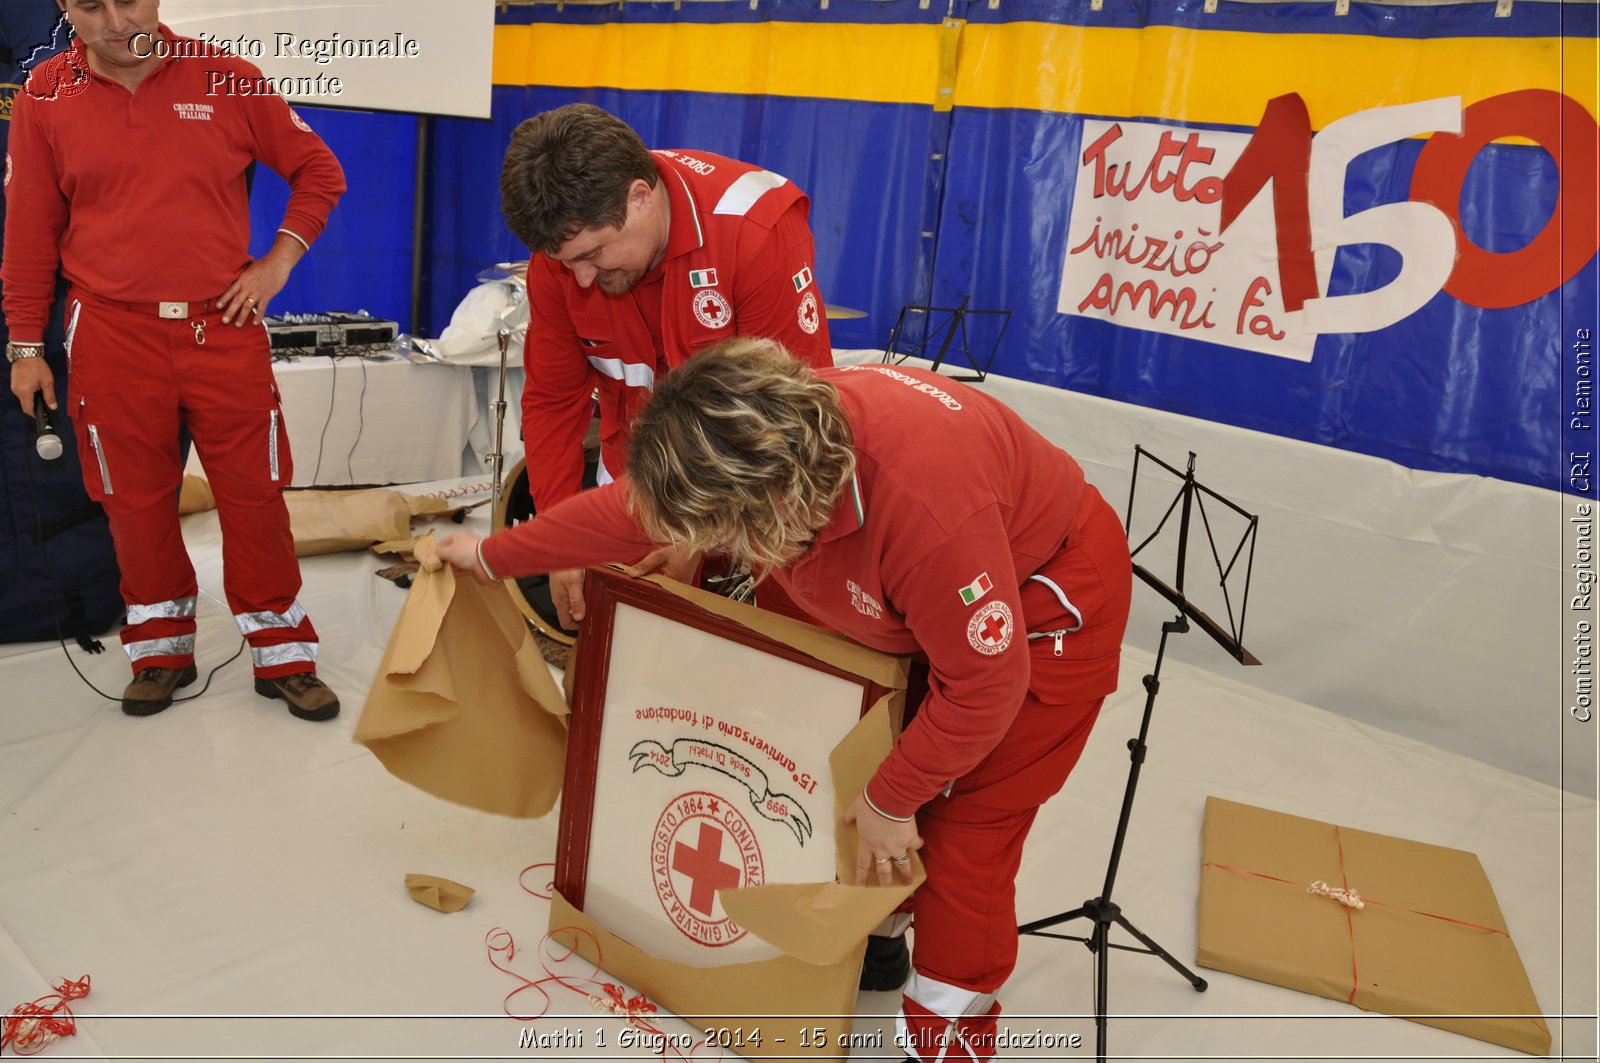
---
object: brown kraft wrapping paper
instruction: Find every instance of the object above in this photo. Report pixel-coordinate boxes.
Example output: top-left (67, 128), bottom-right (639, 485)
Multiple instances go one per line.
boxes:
top-left (1196, 796), bottom-right (1550, 1055)
top-left (352, 534), bottom-right (569, 818)
top-left (287, 487), bottom-right (456, 556)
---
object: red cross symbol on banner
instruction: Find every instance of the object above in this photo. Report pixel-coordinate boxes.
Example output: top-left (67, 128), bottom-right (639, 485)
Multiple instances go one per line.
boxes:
top-left (672, 822), bottom-right (741, 915)
top-left (980, 613), bottom-right (1008, 645)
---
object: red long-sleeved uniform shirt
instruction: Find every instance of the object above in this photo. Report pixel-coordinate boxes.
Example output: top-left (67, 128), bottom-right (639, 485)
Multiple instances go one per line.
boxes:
top-left (482, 365), bottom-right (1130, 819)
top-left (2, 29), bottom-right (345, 341)
top-left (522, 149), bottom-right (833, 510)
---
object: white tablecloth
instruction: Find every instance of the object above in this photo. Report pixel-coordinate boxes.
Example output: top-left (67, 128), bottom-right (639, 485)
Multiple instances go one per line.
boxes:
top-left (245, 356), bottom-right (474, 487)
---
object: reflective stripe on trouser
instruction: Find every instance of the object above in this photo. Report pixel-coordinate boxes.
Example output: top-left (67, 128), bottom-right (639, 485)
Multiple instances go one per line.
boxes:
top-left (123, 597), bottom-right (200, 667)
top-left (126, 596), bottom-right (198, 627)
top-left (899, 694), bottom-right (1106, 1063)
top-left (238, 601), bottom-right (320, 678)
top-left (250, 641), bottom-right (318, 671)
top-left (899, 972), bottom-right (999, 1062)
top-left (125, 634), bottom-right (197, 667)
top-left (235, 601), bottom-right (307, 635)
top-left (64, 293), bottom-right (313, 676)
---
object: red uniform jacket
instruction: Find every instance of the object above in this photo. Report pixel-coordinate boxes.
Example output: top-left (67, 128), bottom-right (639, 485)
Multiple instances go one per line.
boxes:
top-left (2, 29), bottom-right (346, 341)
top-left (522, 149), bottom-right (833, 510)
top-left (482, 365), bottom-right (1132, 820)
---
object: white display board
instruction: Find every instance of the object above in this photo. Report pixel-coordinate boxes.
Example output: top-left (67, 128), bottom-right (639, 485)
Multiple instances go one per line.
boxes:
top-left (157, 1), bottom-right (495, 118)
top-left (578, 602), bottom-right (864, 968)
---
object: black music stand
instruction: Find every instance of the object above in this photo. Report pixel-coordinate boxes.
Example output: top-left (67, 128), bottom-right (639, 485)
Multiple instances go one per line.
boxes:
top-left (1019, 447), bottom-right (1260, 1062)
top-left (881, 296), bottom-right (1012, 382)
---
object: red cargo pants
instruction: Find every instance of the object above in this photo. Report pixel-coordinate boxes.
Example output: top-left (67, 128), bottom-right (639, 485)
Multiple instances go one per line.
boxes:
top-left (65, 293), bottom-right (318, 677)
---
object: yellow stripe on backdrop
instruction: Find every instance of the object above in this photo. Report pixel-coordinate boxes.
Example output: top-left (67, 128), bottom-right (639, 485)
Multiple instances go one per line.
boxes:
top-left (493, 21), bottom-right (1598, 126)
top-left (954, 23), bottom-right (1596, 127)
top-left (493, 22), bottom-right (946, 105)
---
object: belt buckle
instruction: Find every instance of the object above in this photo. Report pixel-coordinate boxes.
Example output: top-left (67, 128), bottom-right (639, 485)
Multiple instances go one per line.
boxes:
top-left (158, 301), bottom-right (189, 319)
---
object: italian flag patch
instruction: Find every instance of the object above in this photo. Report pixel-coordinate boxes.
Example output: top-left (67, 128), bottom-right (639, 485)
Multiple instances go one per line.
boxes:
top-left (958, 572), bottom-right (993, 606)
top-left (688, 268), bottom-right (718, 288)
top-left (791, 266), bottom-right (813, 292)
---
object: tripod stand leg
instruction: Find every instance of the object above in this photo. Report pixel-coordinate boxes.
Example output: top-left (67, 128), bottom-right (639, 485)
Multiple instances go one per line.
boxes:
top-left (1112, 912), bottom-right (1208, 990)
top-left (1093, 920), bottom-right (1110, 1062)
top-left (1016, 904), bottom-right (1088, 935)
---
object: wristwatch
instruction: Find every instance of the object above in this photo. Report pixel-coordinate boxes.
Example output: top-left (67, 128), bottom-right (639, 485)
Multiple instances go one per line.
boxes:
top-left (5, 342), bottom-right (44, 364)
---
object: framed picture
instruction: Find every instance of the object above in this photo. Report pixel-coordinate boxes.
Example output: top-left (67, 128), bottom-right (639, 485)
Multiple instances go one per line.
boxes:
top-left (555, 566), bottom-right (894, 968)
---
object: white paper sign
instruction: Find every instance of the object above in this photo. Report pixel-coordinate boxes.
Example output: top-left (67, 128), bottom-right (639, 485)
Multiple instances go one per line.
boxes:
top-left (583, 603), bottom-right (862, 967)
top-left (1058, 118), bottom-right (1316, 362)
top-left (156, 1), bottom-right (495, 118)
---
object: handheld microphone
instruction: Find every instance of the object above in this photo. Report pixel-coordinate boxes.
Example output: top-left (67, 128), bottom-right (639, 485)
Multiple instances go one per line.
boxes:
top-left (32, 393), bottom-right (63, 461)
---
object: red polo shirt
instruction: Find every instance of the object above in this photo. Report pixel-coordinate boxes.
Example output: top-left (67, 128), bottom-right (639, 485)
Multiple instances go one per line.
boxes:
top-left (522, 149), bottom-right (832, 509)
top-left (2, 27), bottom-right (345, 341)
top-left (482, 365), bottom-right (1131, 819)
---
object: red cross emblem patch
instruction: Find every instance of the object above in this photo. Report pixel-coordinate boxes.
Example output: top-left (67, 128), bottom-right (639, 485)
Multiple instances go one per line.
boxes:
top-left (966, 600), bottom-right (1014, 656)
top-left (797, 291), bottom-right (820, 335)
top-left (692, 289), bottom-right (733, 329)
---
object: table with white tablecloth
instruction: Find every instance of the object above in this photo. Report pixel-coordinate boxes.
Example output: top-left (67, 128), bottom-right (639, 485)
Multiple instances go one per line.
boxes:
top-left (240, 355), bottom-right (475, 487)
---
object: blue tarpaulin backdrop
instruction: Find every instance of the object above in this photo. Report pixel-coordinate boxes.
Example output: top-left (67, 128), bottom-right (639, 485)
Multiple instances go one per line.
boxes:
top-left (5, 0), bottom-right (1592, 495)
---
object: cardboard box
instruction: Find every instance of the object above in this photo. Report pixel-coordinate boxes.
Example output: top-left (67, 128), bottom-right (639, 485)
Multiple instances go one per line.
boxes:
top-left (1197, 796), bottom-right (1550, 1055)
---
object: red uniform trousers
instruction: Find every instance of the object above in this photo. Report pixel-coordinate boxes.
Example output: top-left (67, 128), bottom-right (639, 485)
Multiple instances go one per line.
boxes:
top-left (898, 495), bottom-right (1131, 1061)
top-left (898, 694), bottom-right (1104, 1061)
top-left (65, 293), bottom-right (319, 678)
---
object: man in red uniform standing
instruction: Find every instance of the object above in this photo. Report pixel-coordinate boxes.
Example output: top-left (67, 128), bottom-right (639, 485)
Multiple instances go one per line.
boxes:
top-left (498, 103), bottom-right (834, 629)
top-left (436, 340), bottom-right (1133, 1060)
top-left (4, 0), bottom-right (346, 719)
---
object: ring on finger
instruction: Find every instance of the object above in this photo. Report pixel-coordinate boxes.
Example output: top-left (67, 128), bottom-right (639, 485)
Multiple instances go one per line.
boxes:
top-left (872, 857), bottom-right (891, 865)
top-left (891, 853), bottom-right (911, 865)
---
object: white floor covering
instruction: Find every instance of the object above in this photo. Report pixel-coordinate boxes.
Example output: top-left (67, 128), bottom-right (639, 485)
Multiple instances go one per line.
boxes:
top-left (0, 492), bottom-right (1593, 1062)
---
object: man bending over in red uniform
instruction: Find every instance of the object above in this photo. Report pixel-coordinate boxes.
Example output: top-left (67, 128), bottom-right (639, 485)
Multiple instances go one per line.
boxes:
top-left (5, 0), bottom-right (346, 719)
top-left (498, 103), bottom-right (834, 631)
top-left (436, 339), bottom-right (1133, 1060)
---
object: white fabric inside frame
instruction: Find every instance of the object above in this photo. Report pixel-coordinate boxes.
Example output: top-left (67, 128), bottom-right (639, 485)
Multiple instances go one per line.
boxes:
top-left (583, 601), bottom-right (865, 967)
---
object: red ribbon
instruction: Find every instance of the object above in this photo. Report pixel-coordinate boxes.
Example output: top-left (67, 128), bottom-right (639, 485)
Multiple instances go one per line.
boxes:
top-left (484, 863), bottom-right (729, 1061)
top-left (1, 975), bottom-right (92, 1055)
top-left (1205, 825), bottom-right (1509, 1005)
top-left (1335, 828), bottom-right (1358, 1003)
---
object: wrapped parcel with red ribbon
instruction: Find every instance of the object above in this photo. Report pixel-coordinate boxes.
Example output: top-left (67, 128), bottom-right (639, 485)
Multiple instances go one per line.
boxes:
top-left (1196, 796), bottom-right (1550, 1055)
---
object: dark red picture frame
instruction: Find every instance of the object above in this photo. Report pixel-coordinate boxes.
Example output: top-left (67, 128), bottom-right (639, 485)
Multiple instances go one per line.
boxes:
top-left (553, 566), bottom-right (893, 909)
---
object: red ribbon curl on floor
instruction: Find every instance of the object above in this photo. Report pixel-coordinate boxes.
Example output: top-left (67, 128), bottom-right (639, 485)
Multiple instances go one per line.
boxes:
top-left (484, 863), bottom-right (729, 1061)
top-left (1, 974), bottom-right (92, 1055)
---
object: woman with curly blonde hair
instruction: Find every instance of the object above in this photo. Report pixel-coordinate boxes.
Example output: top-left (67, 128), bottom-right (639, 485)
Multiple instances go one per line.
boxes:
top-left (438, 338), bottom-right (1132, 1062)
top-left (623, 337), bottom-right (856, 571)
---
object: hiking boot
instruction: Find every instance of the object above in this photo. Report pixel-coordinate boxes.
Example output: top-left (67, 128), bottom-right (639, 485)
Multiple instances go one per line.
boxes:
top-left (859, 933), bottom-right (911, 992)
top-left (254, 671), bottom-right (340, 721)
top-left (121, 665), bottom-right (199, 716)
